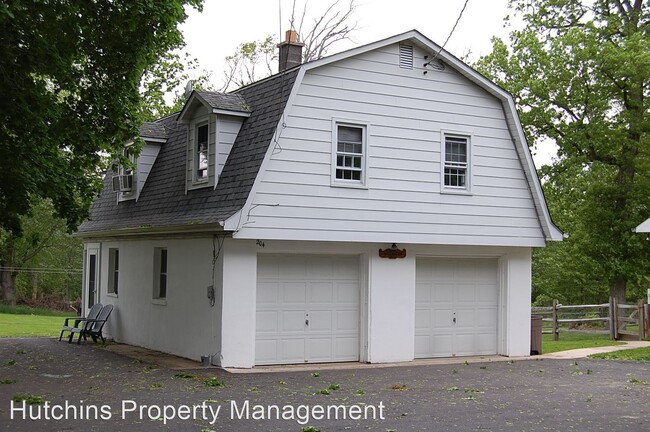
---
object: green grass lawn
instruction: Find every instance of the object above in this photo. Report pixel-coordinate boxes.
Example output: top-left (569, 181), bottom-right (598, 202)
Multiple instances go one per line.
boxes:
top-left (0, 309), bottom-right (73, 338)
top-left (542, 333), bottom-right (624, 354)
top-left (589, 347), bottom-right (650, 361)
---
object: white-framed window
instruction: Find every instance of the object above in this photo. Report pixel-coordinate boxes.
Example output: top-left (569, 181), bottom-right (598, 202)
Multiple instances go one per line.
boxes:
top-left (114, 146), bottom-right (136, 200)
top-left (195, 122), bottom-right (209, 182)
top-left (441, 133), bottom-right (471, 192)
top-left (332, 121), bottom-right (368, 187)
top-left (107, 248), bottom-right (119, 295)
top-left (153, 248), bottom-right (167, 300)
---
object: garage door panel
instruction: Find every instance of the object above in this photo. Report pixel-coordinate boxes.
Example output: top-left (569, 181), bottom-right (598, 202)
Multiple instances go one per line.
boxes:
top-left (256, 254), bottom-right (360, 365)
top-left (433, 309), bottom-right (454, 328)
top-left (283, 282), bottom-right (307, 303)
top-left (433, 284), bottom-right (454, 302)
top-left (431, 334), bottom-right (453, 356)
top-left (310, 282), bottom-right (334, 303)
top-left (336, 337), bottom-right (360, 359)
top-left (336, 310), bottom-right (359, 331)
top-left (281, 339), bottom-right (306, 361)
top-left (256, 311), bottom-right (278, 333)
top-left (281, 311), bottom-right (306, 331)
top-left (477, 334), bottom-right (497, 352)
top-left (478, 284), bottom-right (498, 302)
top-left (255, 340), bottom-right (278, 362)
top-left (257, 282), bottom-right (280, 304)
top-left (414, 309), bottom-right (431, 329)
top-left (309, 310), bottom-right (333, 331)
top-left (415, 283), bottom-right (431, 303)
top-left (455, 334), bottom-right (478, 355)
top-left (308, 337), bottom-right (333, 360)
top-left (336, 282), bottom-right (359, 303)
top-left (476, 308), bottom-right (497, 327)
top-left (456, 284), bottom-right (477, 302)
top-left (456, 309), bottom-right (476, 327)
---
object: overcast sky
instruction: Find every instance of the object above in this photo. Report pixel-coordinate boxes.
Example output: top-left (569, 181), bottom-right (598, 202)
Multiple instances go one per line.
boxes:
top-left (180, 0), bottom-right (556, 166)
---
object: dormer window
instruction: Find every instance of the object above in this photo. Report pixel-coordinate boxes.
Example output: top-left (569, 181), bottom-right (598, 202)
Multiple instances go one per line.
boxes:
top-left (177, 89), bottom-right (251, 192)
top-left (196, 123), bottom-right (209, 182)
top-left (112, 147), bottom-right (136, 200)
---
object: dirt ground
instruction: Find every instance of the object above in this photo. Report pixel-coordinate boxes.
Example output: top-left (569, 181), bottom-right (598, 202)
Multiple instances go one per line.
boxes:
top-left (1, 338), bottom-right (649, 431)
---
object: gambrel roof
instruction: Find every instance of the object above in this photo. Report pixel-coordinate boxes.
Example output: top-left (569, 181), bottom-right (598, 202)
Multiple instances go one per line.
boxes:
top-left (77, 30), bottom-right (562, 241)
top-left (77, 69), bottom-right (298, 235)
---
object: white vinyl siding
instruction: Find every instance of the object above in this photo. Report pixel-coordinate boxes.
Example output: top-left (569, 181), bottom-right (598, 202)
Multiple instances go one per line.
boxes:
top-left (135, 142), bottom-right (161, 201)
top-left (216, 116), bottom-right (243, 182)
top-left (237, 43), bottom-right (545, 247)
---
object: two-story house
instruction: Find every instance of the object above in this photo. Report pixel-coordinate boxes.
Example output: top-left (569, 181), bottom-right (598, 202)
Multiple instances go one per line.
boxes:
top-left (76, 30), bottom-right (563, 368)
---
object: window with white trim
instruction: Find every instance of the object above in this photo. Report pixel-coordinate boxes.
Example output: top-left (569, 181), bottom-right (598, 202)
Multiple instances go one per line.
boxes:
top-left (442, 134), bottom-right (470, 190)
top-left (153, 248), bottom-right (167, 300)
top-left (107, 248), bottom-right (119, 295)
top-left (195, 123), bottom-right (209, 182)
top-left (333, 123), bottom-right (366, 185)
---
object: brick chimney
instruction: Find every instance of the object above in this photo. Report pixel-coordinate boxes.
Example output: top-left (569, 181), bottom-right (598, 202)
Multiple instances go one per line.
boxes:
top-left (278, 30), bottom-right (304, 72)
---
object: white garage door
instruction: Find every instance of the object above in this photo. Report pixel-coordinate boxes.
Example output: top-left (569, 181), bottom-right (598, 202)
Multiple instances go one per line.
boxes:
top-left (415, 258), bottom-right (498, 358)
top-left (256, 254), bottom-right (360, 365)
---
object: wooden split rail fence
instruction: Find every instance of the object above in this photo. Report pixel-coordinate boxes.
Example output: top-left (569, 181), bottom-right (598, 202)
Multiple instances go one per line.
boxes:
top-left (532, 297), bottom-right (649, 341)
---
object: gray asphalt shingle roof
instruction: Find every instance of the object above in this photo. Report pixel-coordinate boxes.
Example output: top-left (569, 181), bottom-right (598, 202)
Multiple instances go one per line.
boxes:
top-left (194, 90), bottom-right (250, 113)
top-left (77, 70), bottom-right (299, 235)
top-left (139, 121), bottom-right (168, 140)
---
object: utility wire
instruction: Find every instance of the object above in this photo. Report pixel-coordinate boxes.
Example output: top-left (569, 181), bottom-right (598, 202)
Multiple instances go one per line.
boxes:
top-left (425, 0), bottom-right (471, 69)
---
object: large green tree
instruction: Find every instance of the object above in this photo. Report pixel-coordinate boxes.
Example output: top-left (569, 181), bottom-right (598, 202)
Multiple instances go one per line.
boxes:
top-left (0, 0), bottom-right (202, 236)
top-left (0, 0), bottom-right (202, 304)
top-left (477, 0), bottom-right (649, 303)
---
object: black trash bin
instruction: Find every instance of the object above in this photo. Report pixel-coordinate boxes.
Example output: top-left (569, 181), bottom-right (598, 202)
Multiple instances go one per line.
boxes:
top-left (530, 315), bottom-right (543, 355)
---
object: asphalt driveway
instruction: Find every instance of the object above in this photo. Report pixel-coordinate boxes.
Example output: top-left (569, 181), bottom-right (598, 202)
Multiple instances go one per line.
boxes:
top-left (1, 338), bottom-right (649, 431)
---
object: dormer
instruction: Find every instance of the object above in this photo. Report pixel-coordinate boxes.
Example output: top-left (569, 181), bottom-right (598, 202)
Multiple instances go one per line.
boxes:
top-left (113, 121), bottom-right (166, 202)
top-left (177, 90), bottom-right (251, 191)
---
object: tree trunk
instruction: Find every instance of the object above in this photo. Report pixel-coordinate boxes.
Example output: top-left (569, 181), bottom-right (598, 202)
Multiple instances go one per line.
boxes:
top-left (31, 272), bottom-right (38, 300)
top-left (0, 261), bottom-right (17, 306)
top-left (610, 277), bottom-right (627, 306)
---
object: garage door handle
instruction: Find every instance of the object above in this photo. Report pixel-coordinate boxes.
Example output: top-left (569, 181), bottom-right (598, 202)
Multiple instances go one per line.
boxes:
top-left (453, 317), bottom-right (456, 324)
top-left (305, 319), bottom-right (309, 326)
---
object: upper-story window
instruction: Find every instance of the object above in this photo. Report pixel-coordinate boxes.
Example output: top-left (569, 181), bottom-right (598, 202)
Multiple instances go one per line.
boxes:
top-left (195, 123), bottom-right (209, 182)
top-left (112, 147), bottom-right (136, 200)
top-left (332, 122), bottom-right (368, 187)
top-left (442, 133), bottom-right (471, 192)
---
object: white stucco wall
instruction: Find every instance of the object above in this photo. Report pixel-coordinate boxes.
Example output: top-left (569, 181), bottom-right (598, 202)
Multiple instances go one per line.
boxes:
top-left (92, 236), bottom-right (222, 363)
top-left (367, 252), bottom-right (416, 363)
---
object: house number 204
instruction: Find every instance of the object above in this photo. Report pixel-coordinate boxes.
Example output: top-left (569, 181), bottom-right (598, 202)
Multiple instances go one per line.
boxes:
top-left (256, 240), bottom-right (265, 248)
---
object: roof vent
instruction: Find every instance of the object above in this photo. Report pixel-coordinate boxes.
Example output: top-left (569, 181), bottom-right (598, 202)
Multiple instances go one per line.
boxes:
top-left (399, 44), bottom-right (413, 69)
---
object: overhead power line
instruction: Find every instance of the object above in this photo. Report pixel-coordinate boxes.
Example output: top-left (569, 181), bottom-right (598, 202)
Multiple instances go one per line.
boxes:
top-left (425, 0), bottom-right (471, 70)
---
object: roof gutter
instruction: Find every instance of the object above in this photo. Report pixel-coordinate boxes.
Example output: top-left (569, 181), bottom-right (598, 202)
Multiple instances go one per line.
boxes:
top-left (73, 222), bottom-right (228, 240)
